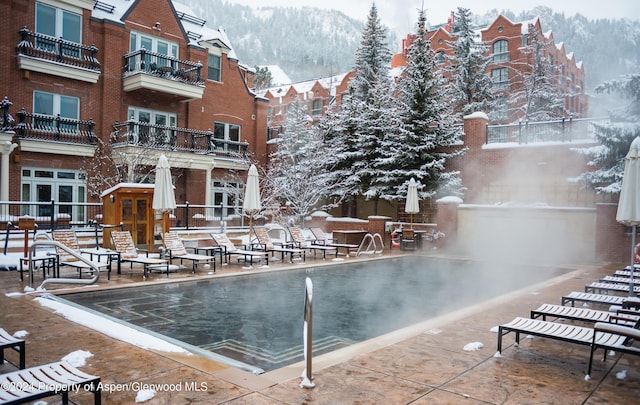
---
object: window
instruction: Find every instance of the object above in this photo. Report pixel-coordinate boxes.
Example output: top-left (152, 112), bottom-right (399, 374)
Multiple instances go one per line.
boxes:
top-left (491, 68), bottom-right (509, 90)
top-left (436, 50), bottom-right (446, 64)
top-left (21, 168), bottom-right (87, 221)
top-left (492, 40), bottom-right (509, 63)
top-left (210, 180), bottom-right (242, 219)
top-left (33, 91), bottom-right (79, 133)
top-left (311, 99), bottom-right (323, 115)
top-left (207, 54), bottom-right (221, 81)
top-left (35, 2), bottom-right (81, 56)
top-left (213, 122), bottom-right (241, 152)
top-left (128, 107), bottom-right (176, 145)
top-left (129, 31), bottom-right (178, 70)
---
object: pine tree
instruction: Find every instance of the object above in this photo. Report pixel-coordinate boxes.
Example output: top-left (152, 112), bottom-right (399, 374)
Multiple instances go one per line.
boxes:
top-left (572, 73), bottom-right (640, 194)
top-left (253, 66), bottom-right (273, 91)
top-left (446, 7), bottom-right (495, 118)
top-left (390, 8), bottom-right (466, 202)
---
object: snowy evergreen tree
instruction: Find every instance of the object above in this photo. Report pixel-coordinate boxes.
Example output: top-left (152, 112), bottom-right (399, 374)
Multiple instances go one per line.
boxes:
top-left (263, 98), bottom-right (341, 225)
top-left (510, 23), bottom-right (568, 122)
top-left (253, 66), bottom-right (273, 91)
top-left (446, 7), bottom-right (495, 119)
top-left (389, 9), bottom-right (465, 202)
top-left (572, 73), bottom-right (640, 194)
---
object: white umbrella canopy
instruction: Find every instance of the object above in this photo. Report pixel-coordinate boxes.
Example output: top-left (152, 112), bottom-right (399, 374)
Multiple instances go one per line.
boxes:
top-left (152, 154), bottom-right (176, 213)
top-left (243, 164), bottom-right (262, 238)
top-left (616, 136), bottom-right (640, 297)
top-left (405, 178), bottom-right (420, 228)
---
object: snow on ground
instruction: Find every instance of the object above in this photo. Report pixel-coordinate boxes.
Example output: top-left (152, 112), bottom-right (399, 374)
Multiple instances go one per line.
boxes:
top-left (34, 296), bottom-right (190, 354)
top-left (62, 350), bottom-right (93, 367)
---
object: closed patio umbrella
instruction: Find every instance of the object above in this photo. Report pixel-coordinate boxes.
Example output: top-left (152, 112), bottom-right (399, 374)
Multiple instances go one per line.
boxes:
top-left (405, 178), bottom-right (420, 229)
top-left (243, 164), bottom-right (262, 242)
top-left (616, 136), bottom-right (640, 297)
top-left (152, 154), bottom-right (176, 213)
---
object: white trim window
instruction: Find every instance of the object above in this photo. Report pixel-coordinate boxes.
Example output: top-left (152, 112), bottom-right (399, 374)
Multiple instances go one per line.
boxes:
top-left (127, 107), bottom-right (177, 145)
top-left (211, 180), bottom-right (242, 220)
top-left (207, 54), bottom-right (221, 82)
top-left (21, 167), bottom-right (87, 221)
top-left (130, 31), bottom-right (178, 68)
top-left (33, 90), bottom-right (79, 133)
top-left (492, 40), bottom-right (509, 63)
top-left (35, 1), bottom-right (81, 57)
top-left (491, 67), bottom-right (509, 90)
top-left (212, 122), bottom-right (241, 152)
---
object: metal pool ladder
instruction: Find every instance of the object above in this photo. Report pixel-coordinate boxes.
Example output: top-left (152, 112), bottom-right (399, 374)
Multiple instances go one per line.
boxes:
top-left (300, 277), bottom-right (315, 388)
top-left (356, 233), bottom-right (384, 256)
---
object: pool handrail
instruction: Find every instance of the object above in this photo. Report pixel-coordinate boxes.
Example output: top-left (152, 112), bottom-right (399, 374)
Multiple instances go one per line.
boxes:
top-left (356, 233), bottom-right (384, 256)
top-left (300, 277), bottom-right (315, 388)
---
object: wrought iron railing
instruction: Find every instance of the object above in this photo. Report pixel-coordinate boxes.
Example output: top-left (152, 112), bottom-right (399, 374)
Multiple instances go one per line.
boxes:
top-left (110, 120), bottom-right (249, 158)
top-left (16, 27), bottom-right (100, 71)
top-left (123, 49), bottom-right (203, 87)
top-left (11, 108), bottom-right (96, 144)
top-left (485, 117), bottom-right (606, 144)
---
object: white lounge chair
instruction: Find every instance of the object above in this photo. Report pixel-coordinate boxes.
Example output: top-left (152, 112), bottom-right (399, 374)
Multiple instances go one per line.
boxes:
top-left (530, 303), bottom-right (640, 326)
top-left (287, 226), bottom-right (337, 259)
top-left (162, 232), bottom-right (216, 273)
top-left (0, 328), bottom-right (25, 370)
top-left (110, 230), bottom-right (168, 279)
top-left (210, 233), bottom-right (269, 266)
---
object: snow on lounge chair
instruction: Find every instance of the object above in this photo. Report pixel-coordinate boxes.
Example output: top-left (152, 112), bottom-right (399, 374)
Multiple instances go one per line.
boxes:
top-left (584, 281), bottom-right (640, 295)
top-left (530, 304), bottom-right (640, 327)
top-left (309, 227), bottom-right (359, 256)
top-left (287, 226), bottom-right (337, 259)
top-left (252, 227), bottom-right (305, 263)
top-left (561, 291), bottom-right (640, 309)
top-left (110, 230), bottom-right (168, 279)
top-left (52, 230), bottom-right (111, 280)
top-left (0, 328), bottom-right (25, 370)
top-left (162, 232), bottom-right (216, 273)
top-left (210, 233), bottom-right (269, 266)
top-left (0, 361), bottom-right (101, 404)
top-left (588, 322), bottom-right (640, 376)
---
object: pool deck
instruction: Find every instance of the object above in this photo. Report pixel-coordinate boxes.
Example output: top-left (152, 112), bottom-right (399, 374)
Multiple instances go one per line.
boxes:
top-left (1, 250), bottom-right (638, 404)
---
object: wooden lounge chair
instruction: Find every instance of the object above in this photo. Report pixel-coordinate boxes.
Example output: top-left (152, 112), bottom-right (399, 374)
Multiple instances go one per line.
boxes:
top-left (400, 228), bottom-right (417, 250)
top-left (530, 303), bottom-right (640, 326)
top-left (110, 230), bottom-right (168, 279)
top-left (0, 328), bottom-right (25, 370)
top-left (287, 226), bottom-right (337, 259)
top-left (209, 233), bottom-right (269, 266)
top-left (52, 230), bottom-right (111, 280)
top-left (309, 227), bottom-right (359, 256)
top-left (584, 281), bottom-right (640, 295)
top-left (0, 361), bottom-right (101, 404)
top-left (253, 227), bottom-right (305, 263)
top-left (162, 232), bottom-right (216, 273)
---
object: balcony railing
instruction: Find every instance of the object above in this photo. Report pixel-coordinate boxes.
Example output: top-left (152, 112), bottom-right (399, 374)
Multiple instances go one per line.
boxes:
top-left (111, 120), bottom-right (249, 158)
top-left (123, 49), bottom-right (203, 87)
top-left (485, 117), bottom-right (606, 145)
top-left (9, 107), bottom-right (96, 144)
top-left (16, 27), bottom-right (100, 71)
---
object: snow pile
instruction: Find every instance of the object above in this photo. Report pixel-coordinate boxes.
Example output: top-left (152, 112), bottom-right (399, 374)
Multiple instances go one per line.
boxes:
top-left (62, 350), bottom-right (93, 367)
top-left (463, 342), bottom-right (483, 351)
top-left (135, 389), bottom-right (156, 403)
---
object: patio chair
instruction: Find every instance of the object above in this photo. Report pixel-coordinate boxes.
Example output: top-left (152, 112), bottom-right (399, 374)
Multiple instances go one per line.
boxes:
top-left (52, 230), bottom-right (111, 280)
top-left (0, 361), bottom-right (101, 404)
top-left (496, 316), bottom-right (640, 376)
top-left (209, 233), bottom-right (269, 266)
top-left (162, 232), bottom-right (216, 273)
top-left (252, 227), bottom-right (305, 263)
top-left (110, 230), bottom-right (168, 279)
top-left (309, 227), bottom-right (359, 256)
top-left (0, 328), bottom-right (25, 369)
top-left (400, 228), bottom-right (417, 250)
top-left (530, 303), bottom-right (640, 327)
top-left (287, 226), bottom-right (337, 259)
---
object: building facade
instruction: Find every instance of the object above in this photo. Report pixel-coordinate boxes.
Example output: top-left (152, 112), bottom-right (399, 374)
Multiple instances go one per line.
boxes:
top-left (0, 0), bottom-right (269, 223)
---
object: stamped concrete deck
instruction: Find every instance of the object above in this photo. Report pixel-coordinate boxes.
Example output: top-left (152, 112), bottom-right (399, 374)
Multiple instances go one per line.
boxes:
top-left (0, 251), bottom-right (638, 404)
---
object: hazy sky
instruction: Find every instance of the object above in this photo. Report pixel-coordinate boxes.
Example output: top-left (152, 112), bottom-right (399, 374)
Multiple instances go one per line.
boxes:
top-left (227, 0), bottom-right (640, 35)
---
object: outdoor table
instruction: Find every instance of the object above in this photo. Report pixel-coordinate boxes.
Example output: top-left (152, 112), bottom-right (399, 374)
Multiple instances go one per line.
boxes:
top-left (20, 255), bottom-right (57, 284)
top-left (80, 248), bottom-right (120, 278)
top-left (332, 230), bottom-right (368, 246)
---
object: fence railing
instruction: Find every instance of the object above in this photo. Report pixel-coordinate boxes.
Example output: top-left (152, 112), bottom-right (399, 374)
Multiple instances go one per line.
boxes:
top-left (10, 109), bottom-right (97, 144)
top-left (16, 26), bottom-right (100, 71)
top-left (111, 120), bottom-right (250, 158)
top-left (485, 117), bottom-right (606, 145)
top-left (123, 49), bottom-right (203, 87)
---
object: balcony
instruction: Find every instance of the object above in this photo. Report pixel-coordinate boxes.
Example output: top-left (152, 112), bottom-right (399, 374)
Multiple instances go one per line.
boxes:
top-left (122, 50), bottom-right (205, 101)
top-left (16, 27), bottom-right (100, 83)
top-left (485, 117), bottom-right (605, 145)
top-left (5, 105), bottom-right (97, 157)
top-left (110, 120), bottom-right (249, 169)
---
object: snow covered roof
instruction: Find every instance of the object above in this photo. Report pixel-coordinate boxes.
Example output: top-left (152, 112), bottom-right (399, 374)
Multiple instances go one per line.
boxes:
top-left (91, 0), bottom-right (236, 59)
top-left (259, 72), bottom-right (349, 98)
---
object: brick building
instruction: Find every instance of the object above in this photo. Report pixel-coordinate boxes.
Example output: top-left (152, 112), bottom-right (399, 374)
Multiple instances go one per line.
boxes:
top-left (392, 13), bottom-right (588, 123)
top-left (0, 0), bottom-right (269, 221)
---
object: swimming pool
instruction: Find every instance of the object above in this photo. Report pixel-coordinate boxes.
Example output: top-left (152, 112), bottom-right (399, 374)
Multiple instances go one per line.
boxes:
top-left (60, 256), bottom-right (569, 373)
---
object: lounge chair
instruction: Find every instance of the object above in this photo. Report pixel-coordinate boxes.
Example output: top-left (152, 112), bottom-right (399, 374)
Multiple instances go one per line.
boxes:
top-left (530, 303), bottom-right (640, 326)
top-left (252, 227), bottom-right (305, 263)
top-left (0, 361), bottom-right (101, 404)
top-left (309, 227), bottom-right (359, 256)
top-left (52, 230), bottom-right (111, 280)
top-left (0, 328), bottom-right (25, 369)
top-left (210, 233), bottom-right (269, 266)
top-left (162, 232), bottom-right (216, 273)
top-left (561, 291), bottom-right (640, 309)
top-left (287, 226), bottom-right (337, 259)
top-left (588, 322), bottom-right (640, 376)
top-left (110, 230), bottom-right (168, 279)
top-left (584, 281), bottom-right (640, 295)
top-left (400, 228), bottom-right (417, 250)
